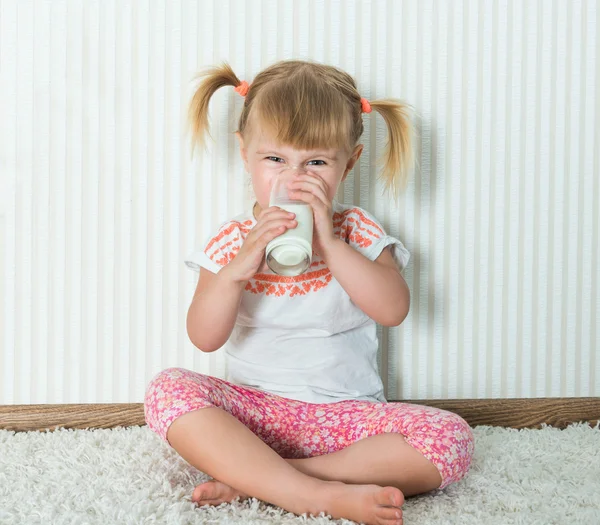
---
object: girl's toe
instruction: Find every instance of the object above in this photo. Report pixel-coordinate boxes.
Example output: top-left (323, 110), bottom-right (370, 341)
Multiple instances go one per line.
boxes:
top-left (377, 505), bottom-right (403, 523)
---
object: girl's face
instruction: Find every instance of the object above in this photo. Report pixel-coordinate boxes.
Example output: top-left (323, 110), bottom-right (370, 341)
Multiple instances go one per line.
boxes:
top-left (236, 129), bottom-right (363, 214)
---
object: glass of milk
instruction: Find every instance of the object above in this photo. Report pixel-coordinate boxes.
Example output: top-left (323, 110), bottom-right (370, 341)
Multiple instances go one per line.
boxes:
top-left (266, 168), bottom-right (314, 276)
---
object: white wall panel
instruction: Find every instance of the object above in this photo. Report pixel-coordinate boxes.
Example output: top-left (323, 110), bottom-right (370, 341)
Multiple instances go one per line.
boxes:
top-left (0, 0), bottom-right (598, 404)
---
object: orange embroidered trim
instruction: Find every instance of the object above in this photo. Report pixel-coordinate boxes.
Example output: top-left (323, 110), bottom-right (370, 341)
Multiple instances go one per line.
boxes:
top-left (253, 267), bottom-right (330, 284)
top-left (332, 208), bottom-right (384, 249)
top-left (333, 208), bottom-right (384, 236)
top-left (208, 235), bottom-right (240, 261)
top-left (204, 220), bottom-right (253, 266)
top-left (204, 220), bottom-right (252, 255)
top-left (353, 209), bottom-right (384, 235)
top-left (245, 272), bottom-right (333, 297)
top-left (201, 208), bottom-right (386, 297)
top-left (214, 247), bottom-right (240, 267)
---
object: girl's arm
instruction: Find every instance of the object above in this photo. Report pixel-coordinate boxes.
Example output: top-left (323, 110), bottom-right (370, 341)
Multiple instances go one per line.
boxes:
top-left (288, 173), bottom-right (410, 327)
top-left (186, 206), bottom-right (299, 352)
top-left (321, 240), bottom-right (410, 327)
top-left (186, 267), bottom-right (245, 352)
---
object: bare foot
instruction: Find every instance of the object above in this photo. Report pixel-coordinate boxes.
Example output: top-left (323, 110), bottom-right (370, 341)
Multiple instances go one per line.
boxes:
top-left (192, 479), bottom-right (249, 506)
top-left (317, 481), bottom-right (405, 525)
top-left (192, 478), bottom-right (405, 524)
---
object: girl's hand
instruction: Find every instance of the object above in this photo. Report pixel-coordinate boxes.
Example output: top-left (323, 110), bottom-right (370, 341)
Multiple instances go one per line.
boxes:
top-left (221, 207), bottom-right (298, 283)
top-left (288, 173), bottom-right (336, 256)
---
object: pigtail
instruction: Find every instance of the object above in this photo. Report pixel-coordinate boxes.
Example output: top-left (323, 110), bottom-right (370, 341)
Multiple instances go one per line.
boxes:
top-left (187, 62), bottom-right (242, 156)
top-left (368, 100), bottom-right (419, 197)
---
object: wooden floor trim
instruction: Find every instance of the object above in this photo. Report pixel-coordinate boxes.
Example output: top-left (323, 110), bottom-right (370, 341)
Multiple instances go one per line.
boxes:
top-left (1, 398), bottom-right (598, 432)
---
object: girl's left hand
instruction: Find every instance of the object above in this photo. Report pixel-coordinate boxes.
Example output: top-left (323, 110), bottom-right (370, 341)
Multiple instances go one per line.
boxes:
top-left (288, 172), bottom-right (336, 256)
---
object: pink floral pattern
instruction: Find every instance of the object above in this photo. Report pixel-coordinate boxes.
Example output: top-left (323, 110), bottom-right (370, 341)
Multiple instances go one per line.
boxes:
top-left (144, 368), bottom-right (474, 490)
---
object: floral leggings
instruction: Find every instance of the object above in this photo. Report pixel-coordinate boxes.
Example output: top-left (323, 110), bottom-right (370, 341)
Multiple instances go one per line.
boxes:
top-left (144, 368), bottom-right (475, 490)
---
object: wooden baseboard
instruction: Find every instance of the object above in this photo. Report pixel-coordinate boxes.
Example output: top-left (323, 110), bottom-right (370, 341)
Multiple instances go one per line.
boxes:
top-left (1, 398), bottom-right (598, 432)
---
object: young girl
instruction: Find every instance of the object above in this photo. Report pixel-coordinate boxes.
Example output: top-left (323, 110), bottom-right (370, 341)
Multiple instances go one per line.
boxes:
top-left (144, 60), bottom-right (474, 525)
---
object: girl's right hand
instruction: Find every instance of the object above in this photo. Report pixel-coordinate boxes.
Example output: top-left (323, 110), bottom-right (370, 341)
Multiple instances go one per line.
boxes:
top-left (220, 206), bottom-right (297, 283)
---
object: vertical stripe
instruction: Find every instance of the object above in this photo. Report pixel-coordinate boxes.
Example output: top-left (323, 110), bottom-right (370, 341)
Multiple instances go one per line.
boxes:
top-left (15, 0), bottom-right (33, 404)
top-left (575, 0), bottom-right (588, 397)
top-left (428, 0), bottom-right (440, 399)
top-left (531, 0), bottom-right (543, 397)
top-left (86, 0), bottom-right (101, 402)
top-left (539, 0), bottom-right (553, 396)
top-left (444, 0), bottom-right (458, 398)
top-left (421, 2), bottom-right (439, 399)
top-left (486, 0), bottom-right (498, 398)
top-left (551, 0), bottom-right (566, 396)
top-left (130, 0), bottom-right (149, 400)
top-left (474, 0), bottom-right (490, 398)
top-left (516, 0), bottom-right (527, 397)
top-left (404, 0), bottom-right (419, 398)
top-left (64, 0), bottom-right (83, 402)
top-left (164, 0), bottom-right (182, 377)
top-left (293, 0), bottom-right (299, 57)
top-left (566, 0), bottom-right (582, 397)
top-left (263, 0), bottom-right (277, 64)
top-left (496, 0), bottom-right (508, 397)
top-left (411, 0), bottom-right (422, 398)
top-left (457, 0), bottom-right (469, 398)
top-left (591, 0), bottom-right (599, 395)
top-left (457, 0), bottom-right (467, 399)
top-left (323, 0), bottom-right (331, 64)
top-left (399, 0), bottom-right (411, 399)
top-left (506, 0), bottom-right (521, 398)
top-left (298, 0), bottom-right (309, 58)
top-left (1, 0), bottom-right (18, 403)
top-left (462, 0), bottom-right (478, 398)
top-left (98, 0), bottom-right (116, 400)
top-left (545, 0), bottom-right (556, 395)
top-left (561, 0), bottom-right (574, 397)
top-left (277, 0), bottom-right (285, 60)
top-left (433, 0), bottom-right (448, 399)
top-left (32, 1), bottom-right (51, 402)
top-left (501, 0), bottom-right (514, 398)
top-left (577, 0), bottom-right (588, 397)
top-left (582, 0), bottom-right (597, 397)
top-left (386, 0), bottom-right (401, 400)
top-left (182, 0), bottom-right (198, 374)
top-left (115, 0), bottom-right (133, 400)
top-left (521, 0), bottom-right (537, 397)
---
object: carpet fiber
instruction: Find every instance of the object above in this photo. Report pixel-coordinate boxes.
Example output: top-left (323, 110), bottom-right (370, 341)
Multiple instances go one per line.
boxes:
top-left (1, 422), bottom-right (599, 524)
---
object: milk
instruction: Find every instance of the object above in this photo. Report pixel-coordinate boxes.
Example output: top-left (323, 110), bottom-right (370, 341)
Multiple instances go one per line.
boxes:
top-left (274, 202), bottom-right (313, 249)
top-left (266, 202), bottom-right (313, 276)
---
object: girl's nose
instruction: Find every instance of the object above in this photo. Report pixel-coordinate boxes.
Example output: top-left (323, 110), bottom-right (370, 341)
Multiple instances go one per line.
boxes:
top-left (282, 165), bottom-right (308, 175)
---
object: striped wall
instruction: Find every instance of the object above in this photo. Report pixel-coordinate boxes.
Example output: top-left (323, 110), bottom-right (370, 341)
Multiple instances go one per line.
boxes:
top-left (0, 0), bottom-right (598, 404)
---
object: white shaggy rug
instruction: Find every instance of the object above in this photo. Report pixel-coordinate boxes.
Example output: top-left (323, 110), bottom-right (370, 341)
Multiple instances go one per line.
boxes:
top-left (1, 422), bottom-right (599, 524)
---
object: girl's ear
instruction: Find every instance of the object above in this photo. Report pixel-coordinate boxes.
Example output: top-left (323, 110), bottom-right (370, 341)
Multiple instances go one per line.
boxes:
top-left (235, 132), bottom-right (250, 172)
top-left (341, 144), bottom-right (364, 182)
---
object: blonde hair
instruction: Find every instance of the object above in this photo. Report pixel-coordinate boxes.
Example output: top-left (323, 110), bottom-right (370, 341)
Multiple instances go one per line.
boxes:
top-left (187, 59), bottom-right (416, 195)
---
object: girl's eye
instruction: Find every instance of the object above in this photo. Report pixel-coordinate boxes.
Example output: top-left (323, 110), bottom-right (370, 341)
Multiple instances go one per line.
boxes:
top-left (266, 157), bottom-right (326, 166)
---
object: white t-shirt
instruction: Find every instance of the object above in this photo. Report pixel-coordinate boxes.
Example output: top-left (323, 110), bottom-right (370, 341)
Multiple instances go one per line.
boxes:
top-left (184, 200), bottom-right (410, 405)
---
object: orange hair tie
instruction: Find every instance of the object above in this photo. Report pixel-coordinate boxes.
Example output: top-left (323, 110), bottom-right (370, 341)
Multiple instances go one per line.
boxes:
top-left (234, 80), bottom-right (250, 97)
top-left (361, 97), bottom-right (372, 113)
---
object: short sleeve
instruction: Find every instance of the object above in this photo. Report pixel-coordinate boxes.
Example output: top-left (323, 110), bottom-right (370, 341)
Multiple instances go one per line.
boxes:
top-left (184, 220), bottom-right (249, 274)
top-left (339, 207), bottom-right (410, 271)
